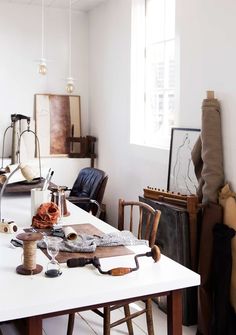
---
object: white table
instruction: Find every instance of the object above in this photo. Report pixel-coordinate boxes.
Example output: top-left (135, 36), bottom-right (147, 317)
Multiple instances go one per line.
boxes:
top-left (0, 195), bottom-right (200, 335)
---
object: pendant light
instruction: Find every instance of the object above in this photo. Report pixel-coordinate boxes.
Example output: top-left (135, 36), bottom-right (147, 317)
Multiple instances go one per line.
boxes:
top-left (66, 0), bottom-right (75, 94)
top-left (38, 0), bottom-right (47, 75)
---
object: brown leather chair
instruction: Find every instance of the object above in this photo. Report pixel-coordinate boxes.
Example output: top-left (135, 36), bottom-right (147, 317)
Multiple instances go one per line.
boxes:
top-left (67, 199), bottom-right (161, 335)
top-left (67, 167), bottom-right (108, 218)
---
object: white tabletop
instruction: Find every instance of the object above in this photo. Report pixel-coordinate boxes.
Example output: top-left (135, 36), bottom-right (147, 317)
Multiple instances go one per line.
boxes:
top-left (0, 195), bottom-right (200, 322)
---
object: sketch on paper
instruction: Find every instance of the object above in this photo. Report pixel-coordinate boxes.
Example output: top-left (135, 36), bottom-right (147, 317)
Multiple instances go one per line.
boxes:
top-left (167, 128), bottom-right (200, 195)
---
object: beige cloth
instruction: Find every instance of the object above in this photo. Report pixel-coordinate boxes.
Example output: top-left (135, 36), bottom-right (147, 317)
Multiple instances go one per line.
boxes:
top-left (191, 98), bottom-right (224, 203)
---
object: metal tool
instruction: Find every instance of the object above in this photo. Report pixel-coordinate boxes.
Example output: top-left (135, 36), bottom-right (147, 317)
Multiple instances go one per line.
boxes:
top-left (67, 245), bottom-right (161, 276)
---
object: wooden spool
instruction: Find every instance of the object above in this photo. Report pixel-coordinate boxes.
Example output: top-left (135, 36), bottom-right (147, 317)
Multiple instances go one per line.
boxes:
top-left (16, 232), bottom-right (43, 275)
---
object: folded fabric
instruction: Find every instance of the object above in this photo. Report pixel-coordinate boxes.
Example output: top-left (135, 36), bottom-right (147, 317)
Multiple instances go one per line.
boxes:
top-left (38, 230), bottom-right (148, 253)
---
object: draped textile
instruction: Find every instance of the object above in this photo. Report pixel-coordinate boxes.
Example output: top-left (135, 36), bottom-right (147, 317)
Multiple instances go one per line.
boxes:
top-left (191, 96), bottom-right (225, 335)
top-left (212, 223), bottom-right (236, 335)
top-left (219, 187), bottom-right (236, 314)
top-left (196, 203), bottom-right (223, 335)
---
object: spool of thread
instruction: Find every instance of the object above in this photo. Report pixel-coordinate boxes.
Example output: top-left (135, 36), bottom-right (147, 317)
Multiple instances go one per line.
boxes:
top-left (16, 232), bottom-right (43, 275)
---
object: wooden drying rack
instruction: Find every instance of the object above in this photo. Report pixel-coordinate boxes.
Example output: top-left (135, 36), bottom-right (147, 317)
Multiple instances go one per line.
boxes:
top-left (143, 186), bottom-right (201, 271)
top-left (143, 90), bottom-right (215, 269)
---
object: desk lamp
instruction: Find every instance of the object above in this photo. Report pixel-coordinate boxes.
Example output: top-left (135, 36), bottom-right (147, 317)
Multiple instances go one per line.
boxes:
top-left (1, 115), bottom-right (42, 179)
top-left (0, 163), bottom-right (37, 224)
top-left (18, 127), bottom-right (42, 180)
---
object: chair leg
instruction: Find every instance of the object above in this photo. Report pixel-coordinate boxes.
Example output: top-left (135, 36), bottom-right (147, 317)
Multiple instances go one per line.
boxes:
top-left (67, 313), bottom-right (75, 335)
top-left (146, 299), bottom-right (155, 335)
top-left (103, 306), bottom-right (111, 335)
top-left (124, 304), bottom-right (134, 335)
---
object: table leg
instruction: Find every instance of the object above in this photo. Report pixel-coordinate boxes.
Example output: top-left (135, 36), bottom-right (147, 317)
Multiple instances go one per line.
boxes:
top-left (167, 289), bottom-right (182, 335)
top-left (26, 316), bottom-right (43, 335)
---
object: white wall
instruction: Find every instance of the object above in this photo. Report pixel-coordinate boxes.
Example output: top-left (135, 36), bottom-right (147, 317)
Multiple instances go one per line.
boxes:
top-left (88, 0), bottom-right (169, 226)
top-left (88, 0), bottom-right (236, 227)
top-left (0, 2), bottom-right (90, 188)
top-left (176, 0), bottom-right (236, 186)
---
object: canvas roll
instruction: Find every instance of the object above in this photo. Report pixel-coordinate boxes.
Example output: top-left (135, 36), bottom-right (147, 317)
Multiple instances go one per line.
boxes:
top-left (191, 97), bottom-right (224, 203)
top-left (62, 226), bottom-right (77, 241)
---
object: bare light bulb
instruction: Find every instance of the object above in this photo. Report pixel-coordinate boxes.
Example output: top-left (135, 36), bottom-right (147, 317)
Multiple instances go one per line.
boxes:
top-left (38, 60), bottom-right (47, 75)
top-left (66, 78), bottom-right (74, 94)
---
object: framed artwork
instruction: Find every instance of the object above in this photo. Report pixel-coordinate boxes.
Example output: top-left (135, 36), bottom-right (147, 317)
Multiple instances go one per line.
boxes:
top-left (35, 94), bottom-right (81, 157)
top-left (167, 127), bottom-right (201, 195)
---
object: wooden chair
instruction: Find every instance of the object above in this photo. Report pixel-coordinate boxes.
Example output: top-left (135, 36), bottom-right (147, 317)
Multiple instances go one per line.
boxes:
top-left (67, 199), bottom-right (161, 335)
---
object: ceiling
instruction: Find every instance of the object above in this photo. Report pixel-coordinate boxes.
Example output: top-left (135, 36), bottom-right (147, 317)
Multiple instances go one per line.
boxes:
top-left (0, 0), bottom-right (106, 11)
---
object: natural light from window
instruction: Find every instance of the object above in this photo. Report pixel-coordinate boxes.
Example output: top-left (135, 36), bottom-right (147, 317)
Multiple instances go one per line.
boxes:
top-left (130, 0), bottom-right (176, 149)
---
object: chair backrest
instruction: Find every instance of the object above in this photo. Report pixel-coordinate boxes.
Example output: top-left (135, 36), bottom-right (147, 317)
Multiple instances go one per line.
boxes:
top-left (70, 167), bottom-right (108, 200)
top-left (118, 199), bottom-right (161, 247)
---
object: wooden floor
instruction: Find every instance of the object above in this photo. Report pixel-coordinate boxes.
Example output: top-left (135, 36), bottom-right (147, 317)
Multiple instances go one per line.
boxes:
top-left (1, 301), bottom-right (197, 335)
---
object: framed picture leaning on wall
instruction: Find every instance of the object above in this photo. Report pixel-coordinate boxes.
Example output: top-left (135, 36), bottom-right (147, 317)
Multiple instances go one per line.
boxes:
top-left (35, 94), bottom-right (81, 157)
top-left (167, 127), bottom-right (201, 195)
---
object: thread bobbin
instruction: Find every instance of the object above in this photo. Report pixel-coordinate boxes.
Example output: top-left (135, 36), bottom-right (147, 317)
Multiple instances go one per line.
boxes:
top-left (16, 232), bottom-right (43, 275)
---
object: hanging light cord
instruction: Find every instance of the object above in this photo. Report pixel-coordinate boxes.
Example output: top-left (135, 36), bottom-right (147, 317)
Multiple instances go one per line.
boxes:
top-left (41, 0), bottom-right (45, 60)
top-left (68, 0), bottom-right (72, 78)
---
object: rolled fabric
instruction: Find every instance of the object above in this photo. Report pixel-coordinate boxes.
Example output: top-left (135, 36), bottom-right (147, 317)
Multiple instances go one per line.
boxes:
top-left (63, 226), bottom-right (78, 241)
top-left (201, 98), bottom-right (224, 203)
top-left (192, 95), bottom-right (225, 335)
top-left (191, 97), bottom-right (224, 203)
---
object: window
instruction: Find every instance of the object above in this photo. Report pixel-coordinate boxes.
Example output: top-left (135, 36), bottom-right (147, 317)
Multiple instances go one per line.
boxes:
top-left (130, 0), bottom-right (176, 149)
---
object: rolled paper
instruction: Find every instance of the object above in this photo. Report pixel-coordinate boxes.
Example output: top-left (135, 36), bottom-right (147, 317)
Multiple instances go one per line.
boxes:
top-left (63, 226), bottom-right (77, 241)
top-left (0, 164), bottom-right (19, 184)
top-left (0, 175), bottom-right (7, 184)
top-left (5, 164), bottom-right (19, 173)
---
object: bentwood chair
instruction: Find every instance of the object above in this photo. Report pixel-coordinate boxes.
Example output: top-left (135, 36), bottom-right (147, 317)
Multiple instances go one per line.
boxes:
top-left (67, 199), bottom-right (161, 335)
top-left (66, 167), bottom-right (108, 218)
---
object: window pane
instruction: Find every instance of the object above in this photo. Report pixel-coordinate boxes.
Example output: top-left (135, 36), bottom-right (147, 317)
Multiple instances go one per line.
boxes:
top-left (165, 40), bottom-right (175, 88)
top-left (130, 0), bottom-right (176, 149)
top-left (144, 0), bottom-right (176, 148)
top-left (146, 43), bottom-right (164, 90)
top-left (146, 0), bottom-right (165, 44)
top-left (165, 0), bottom-right (175, 40)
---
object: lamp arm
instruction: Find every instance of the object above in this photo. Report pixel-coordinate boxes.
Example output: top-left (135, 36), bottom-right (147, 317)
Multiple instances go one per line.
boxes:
top-left (0, 165), bottom-right (20, 222)
top-left (1, 125), bottom-right (13, 169)
top-left (18, 129), bottom-right (42, 179)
